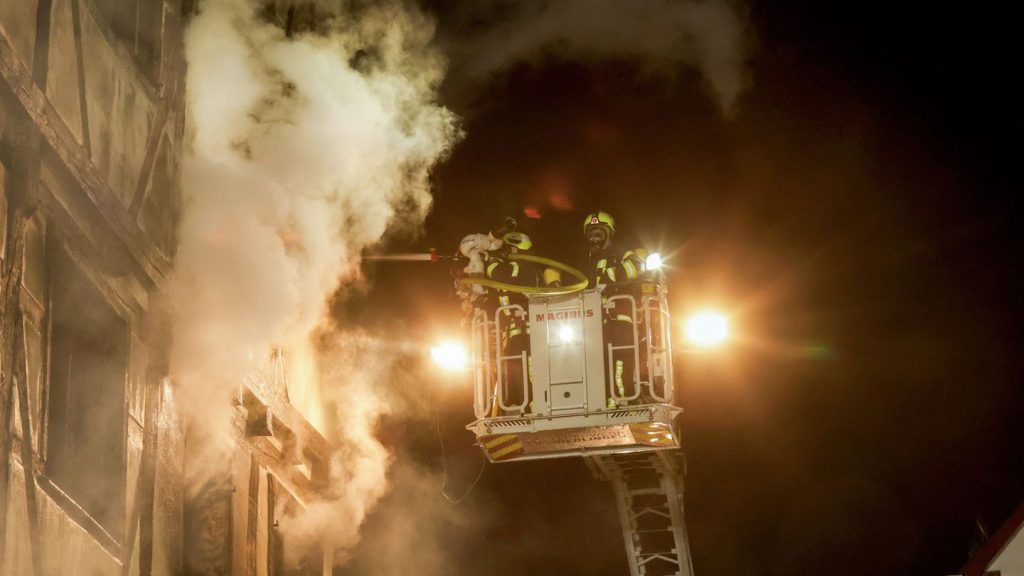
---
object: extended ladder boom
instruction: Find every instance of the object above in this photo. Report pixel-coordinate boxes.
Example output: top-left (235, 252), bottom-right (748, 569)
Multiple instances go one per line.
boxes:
top-left (587, 451), bottom-right (694, 576)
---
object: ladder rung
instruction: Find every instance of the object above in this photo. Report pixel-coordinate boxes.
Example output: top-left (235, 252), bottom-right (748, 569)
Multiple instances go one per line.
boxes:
top-left (592, 453), bottom-right (693, 576)
top-left (626, 488), bottom-right (664, 496)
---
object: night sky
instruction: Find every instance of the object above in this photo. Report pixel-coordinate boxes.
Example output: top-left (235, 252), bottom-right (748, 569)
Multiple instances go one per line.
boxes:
top-left (340, 2), bottom-right (1022, 574)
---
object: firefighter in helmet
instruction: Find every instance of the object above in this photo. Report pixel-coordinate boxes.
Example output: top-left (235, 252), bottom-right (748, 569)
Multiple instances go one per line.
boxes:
top-left (583, 211), bottom-right (646, 408)
top-left (484, 226), bottom-right (554, 415)
top-left (584, 211), bottom-right (645, 285)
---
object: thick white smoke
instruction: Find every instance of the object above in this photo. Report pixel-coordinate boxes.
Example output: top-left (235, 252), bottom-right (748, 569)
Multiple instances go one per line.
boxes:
top-left (445, 0), bottom-right (751, 114)
top-left (171, 0), bottom-right (457, 562)
top-left (273, 327), bottom-right (459, 566)
top-left (173, 0), bottom-right (456, 422)
top-left (272, 330), bottom-right (396, 564)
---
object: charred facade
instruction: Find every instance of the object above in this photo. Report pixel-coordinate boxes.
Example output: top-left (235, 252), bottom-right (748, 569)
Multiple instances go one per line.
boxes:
top-left (1, 1), bottom-right (331, 574)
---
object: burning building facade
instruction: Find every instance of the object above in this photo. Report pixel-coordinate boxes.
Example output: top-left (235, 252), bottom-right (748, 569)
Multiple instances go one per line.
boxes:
top-left (1, 1), bottom-right (332, 574)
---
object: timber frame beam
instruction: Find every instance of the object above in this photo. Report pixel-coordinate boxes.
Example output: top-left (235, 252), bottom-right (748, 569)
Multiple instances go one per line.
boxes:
top-left (0, 27), bottom-right (171, 288)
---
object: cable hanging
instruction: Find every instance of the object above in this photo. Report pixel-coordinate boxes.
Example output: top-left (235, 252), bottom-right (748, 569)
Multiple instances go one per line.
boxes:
top-left (434, 409), bottom-right (486, 504)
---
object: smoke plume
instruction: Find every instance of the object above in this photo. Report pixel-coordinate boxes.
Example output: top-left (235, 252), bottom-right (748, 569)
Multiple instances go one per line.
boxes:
top-left (274, 325), bottom-right (486, 568)
top-left (171, 0), bottom-right (457, 562)
top-left (334, 459), bottom-right (489, 576)
top-left (273, 330), bottom-right (397, 564)
top-left (443, 0), bottom-right (751, 114)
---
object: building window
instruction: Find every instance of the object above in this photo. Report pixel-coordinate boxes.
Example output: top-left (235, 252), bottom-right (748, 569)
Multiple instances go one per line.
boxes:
top-left (46, 245), bottom-right (128, 534)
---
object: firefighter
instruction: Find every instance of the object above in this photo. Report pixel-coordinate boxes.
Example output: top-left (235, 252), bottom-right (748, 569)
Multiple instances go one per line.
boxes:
top-left (584, 211), bottom-right (645, 286)
top-left (583, 211), bottom-right (646, 408)
top-left (485, 229), bottom-right (543, 415)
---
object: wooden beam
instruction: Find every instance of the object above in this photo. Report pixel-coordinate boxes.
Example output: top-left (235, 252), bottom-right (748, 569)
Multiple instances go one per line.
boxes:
top-left (0, 86), bottom-right (43, 575)
top-left (0, 27), bottom-right (170, 287)
top-left (229, 410), bottom-right (325, 506)
top-left (244, 372), bottom-right (333, 460)
top-left (34, 474), bottom-right (123, 560)
top-left (0, 200), bottom-right (26, 571)
top-left (69, 0), bottom-right (92, 156)
top-left (129, 1), bottom-right (183, 222)
top-left (119, 375), bottom-right (164, 576)
top-left (16, 331), bottom-right (45, 576)
top-left (128, 104), bottom-right (169, 219)
top-left (246, 454), bottom-right (259, 576)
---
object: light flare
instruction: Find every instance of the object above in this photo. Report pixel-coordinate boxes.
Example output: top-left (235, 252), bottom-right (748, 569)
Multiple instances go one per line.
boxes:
top-left (430, 341), bottom-right (469, 371)
top-left (684, 310), bottom-right (730, 348)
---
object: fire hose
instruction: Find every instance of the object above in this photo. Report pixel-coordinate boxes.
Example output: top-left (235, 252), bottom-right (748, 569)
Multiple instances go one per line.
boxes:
top-left (456, 253), bottom-right (589, 295)
top-left (364, 250), bottom-right (588, 295)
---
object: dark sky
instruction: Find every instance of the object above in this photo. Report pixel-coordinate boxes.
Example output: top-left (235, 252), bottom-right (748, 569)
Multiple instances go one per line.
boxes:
top-left (342, 2), bottom-right (1022, 575)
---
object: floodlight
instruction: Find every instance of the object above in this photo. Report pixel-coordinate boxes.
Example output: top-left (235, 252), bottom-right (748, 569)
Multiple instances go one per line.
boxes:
top-left (430, 341), bottom-right (468, 370)
top-left (684, 311), bottom-right (729, 348)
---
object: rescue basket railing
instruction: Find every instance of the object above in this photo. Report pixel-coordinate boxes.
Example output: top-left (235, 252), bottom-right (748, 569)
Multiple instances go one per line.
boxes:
top-left (493, 303), bottom-right (530, 414)
top-left (605, 293), bottom-right (643, 404)
top-left (471, 308), bottom-right (491, 419)
top-left (642, 292), bottom-right (673, 403)
top-left (471, 303), bottom-right (532, 418)
top-left (472, 278), bottom-right (675, 422)
top-left (604, 280), bottom-right (673, 406)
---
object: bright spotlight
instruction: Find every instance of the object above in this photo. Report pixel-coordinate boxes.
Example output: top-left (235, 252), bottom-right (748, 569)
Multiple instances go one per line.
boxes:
top-left (645, 252), bottom-right (663, 271)
top-left (430, 341), bottom-right (468, 370)
top-left (558, 324), bottom-right (575, 343)
top-left (684, 311), bottom-right (729, 348)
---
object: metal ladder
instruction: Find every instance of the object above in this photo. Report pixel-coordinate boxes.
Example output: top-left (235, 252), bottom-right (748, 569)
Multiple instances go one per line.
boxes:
top-left (587, 451), bottom-right (695, 576)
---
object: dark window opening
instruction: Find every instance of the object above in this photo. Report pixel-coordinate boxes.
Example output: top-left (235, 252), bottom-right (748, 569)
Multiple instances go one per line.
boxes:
top-left (46, 245), bottom-right (128, 534)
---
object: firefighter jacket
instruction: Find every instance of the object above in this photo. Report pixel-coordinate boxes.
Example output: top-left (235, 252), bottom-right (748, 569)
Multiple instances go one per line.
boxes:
top-left (485, 254), bottom-right (541, 348)
top-left (589, 246), bottom-right (645, 286)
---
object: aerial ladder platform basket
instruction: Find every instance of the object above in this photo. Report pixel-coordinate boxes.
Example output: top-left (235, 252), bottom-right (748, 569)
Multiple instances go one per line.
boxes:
top-left (467, 281), bottom-right (681, 462)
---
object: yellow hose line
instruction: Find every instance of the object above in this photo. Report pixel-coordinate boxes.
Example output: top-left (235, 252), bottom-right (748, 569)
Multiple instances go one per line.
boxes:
top-left (458, 253), bottom-right (589, 296)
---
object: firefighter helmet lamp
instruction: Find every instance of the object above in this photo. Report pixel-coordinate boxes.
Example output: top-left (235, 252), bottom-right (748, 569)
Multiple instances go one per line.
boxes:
top-left (645, 252), bottom-right (663, 271)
